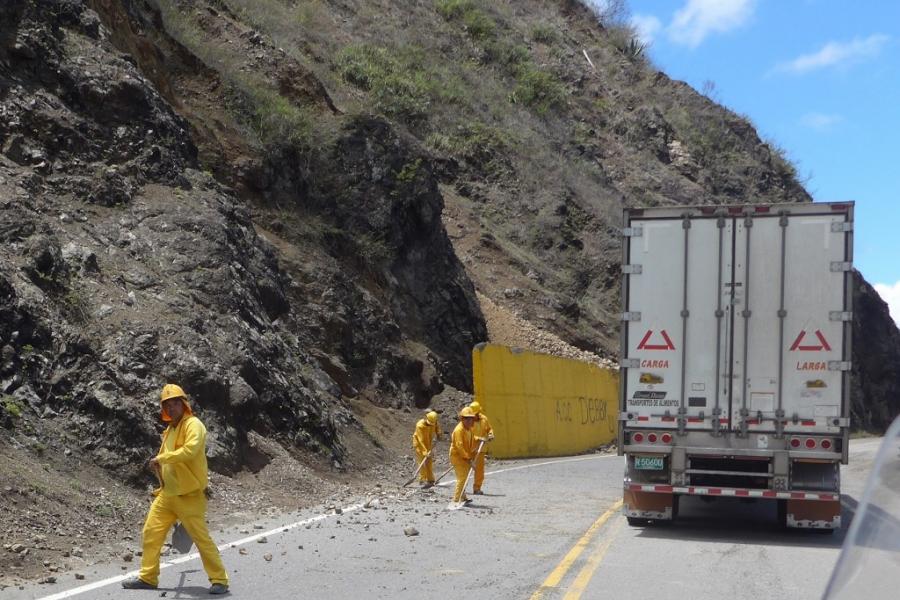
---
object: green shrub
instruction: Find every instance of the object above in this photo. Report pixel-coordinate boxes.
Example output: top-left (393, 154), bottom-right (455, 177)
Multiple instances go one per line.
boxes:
top-left (2, 396), bottom-right (22, 418)
top-left (337, 45), bottom-right (432, 122)
top-left (426, 122), bottom-right (511, 176)
top-left (436, 0), bottom-right (495, 40)
top-left (483, 41), bottom-right (529, 74)
top-left (530, 24), bottom-right (559, 44)
top-left (510, 66), bottom-right (565, 114)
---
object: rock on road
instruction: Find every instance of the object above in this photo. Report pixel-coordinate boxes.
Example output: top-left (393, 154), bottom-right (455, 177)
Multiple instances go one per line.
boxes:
top-left (7, 438), bottom-right (882, 600)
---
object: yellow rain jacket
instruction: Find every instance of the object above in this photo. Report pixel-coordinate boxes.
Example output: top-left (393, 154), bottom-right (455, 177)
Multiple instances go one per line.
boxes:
top-left (155, 399), bottom-right (208, 497)
top-left (473, 413), bottom-right (493, 441)
top-left (412, 418), bottom-right (441, 454)
top-left (449, 421), bottom-right (476, 465)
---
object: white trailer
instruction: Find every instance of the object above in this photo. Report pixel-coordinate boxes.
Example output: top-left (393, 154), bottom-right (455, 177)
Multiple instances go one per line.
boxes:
top-left (618, 202), bottom-right (853, 530)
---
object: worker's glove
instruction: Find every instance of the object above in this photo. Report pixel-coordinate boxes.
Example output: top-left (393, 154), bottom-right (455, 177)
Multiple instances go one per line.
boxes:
top-left (487, 433), bottom-right (495, 441)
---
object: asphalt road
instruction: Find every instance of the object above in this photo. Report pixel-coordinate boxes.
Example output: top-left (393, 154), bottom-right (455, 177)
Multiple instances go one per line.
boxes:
top-left (6, 438), bottom-right (884, 600)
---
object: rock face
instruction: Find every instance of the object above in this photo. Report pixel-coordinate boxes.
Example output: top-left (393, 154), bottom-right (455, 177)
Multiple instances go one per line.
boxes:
top-left (1, 0), bottom-right (896, 498)
top-left (852, 273), bottom-right (900, 431)
top-left (0, 0), bottom-right (486, 477)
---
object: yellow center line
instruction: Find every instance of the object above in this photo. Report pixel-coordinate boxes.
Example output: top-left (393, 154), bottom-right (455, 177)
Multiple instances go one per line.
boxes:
top-left (562, 516), bottom-right (625, 600)
top-left (529, 499), bottom-right (623, 600)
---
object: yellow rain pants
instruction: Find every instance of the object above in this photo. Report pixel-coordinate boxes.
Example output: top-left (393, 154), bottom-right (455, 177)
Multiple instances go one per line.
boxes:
top-left (451, 459), bottom-right (471, 502)
top-left (449, 421), bottom-right (476, 502)
top-left (138, 491), bottom-right (228, 587)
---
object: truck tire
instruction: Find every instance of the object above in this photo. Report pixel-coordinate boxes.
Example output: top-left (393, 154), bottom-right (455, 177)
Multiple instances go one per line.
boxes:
top-left (627, 517), bottom-right (650, 526)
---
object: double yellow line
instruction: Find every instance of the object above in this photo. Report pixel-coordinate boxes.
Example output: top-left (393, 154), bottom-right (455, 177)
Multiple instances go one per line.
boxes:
top-left (529, 499), bottom-right (623, 600)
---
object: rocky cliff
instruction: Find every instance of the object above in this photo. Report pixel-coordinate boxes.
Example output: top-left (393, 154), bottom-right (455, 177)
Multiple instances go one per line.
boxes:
top-left (1, 0), bottom-right (898, 492)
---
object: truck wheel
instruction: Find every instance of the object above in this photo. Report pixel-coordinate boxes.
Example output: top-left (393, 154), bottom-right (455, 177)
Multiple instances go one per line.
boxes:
top-left (627, 517), bottom-right (650, 526)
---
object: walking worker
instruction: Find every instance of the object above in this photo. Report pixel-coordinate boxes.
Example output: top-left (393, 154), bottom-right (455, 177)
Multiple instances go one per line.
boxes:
top-left (450, 406), bottom-right (478, 503)
top-left (469, 401), bottom-right (494, 495)
top-left (412, 410), bottom-right (442, 487)
top-left (122, 384), bottom-right (229, 595)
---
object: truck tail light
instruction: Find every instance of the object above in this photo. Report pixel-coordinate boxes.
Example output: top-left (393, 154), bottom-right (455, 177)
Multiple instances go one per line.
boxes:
top-left (661, 433), bottom-right (672, 444)
top-left (805, 438), bottom-right (816, 449)
top-left (647, 433), bottom-right (658, 443)
top-left (790, 438), bottom-right (801, 448)
top-left (632, 432), bottom-right (644, 443)
top-left (820, 439), bottom-right (833, 450)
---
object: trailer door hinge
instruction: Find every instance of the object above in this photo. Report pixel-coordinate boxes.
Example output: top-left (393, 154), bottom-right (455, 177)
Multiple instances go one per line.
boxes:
top-left (829, 311), bottom-right (853, 322)
top-left (622, 227), bottom-right (643, 237)
top-left (830, 261), bottom-right (852, 272)
top-left (620, 358), bottom-right (641, 369)
top-left (828, 361), bottom-right (852, 371)
top-left (622, 264), bottom-right (642, 275)
top-left (831, 222), bottom-right (853, 233)
top-left (621, 312), bottom-right (642, 322)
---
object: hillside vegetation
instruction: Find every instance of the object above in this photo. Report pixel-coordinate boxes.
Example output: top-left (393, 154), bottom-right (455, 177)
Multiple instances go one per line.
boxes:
top-left (1, 0), bottom-right (898, 545)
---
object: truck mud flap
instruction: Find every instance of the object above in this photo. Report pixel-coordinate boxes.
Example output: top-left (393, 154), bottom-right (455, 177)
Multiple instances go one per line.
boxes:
top-left (784, 498), bottom-right (841, 530)
top-left (624, 489), bottom-right (675, 521)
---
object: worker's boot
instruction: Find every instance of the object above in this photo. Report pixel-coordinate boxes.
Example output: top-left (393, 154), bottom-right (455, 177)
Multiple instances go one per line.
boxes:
top-left (122, 578), bottom-right (157, 590)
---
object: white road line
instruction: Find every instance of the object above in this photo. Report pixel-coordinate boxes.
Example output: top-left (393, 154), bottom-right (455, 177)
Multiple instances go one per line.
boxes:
top-left (40, 453), bottom-right (618, 599)
top-left (436, 453), bottom-right (617, 487)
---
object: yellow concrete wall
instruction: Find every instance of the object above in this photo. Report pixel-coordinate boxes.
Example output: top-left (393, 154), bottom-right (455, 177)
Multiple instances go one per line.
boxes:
top-left (472, 344), bottom-right (619, 458)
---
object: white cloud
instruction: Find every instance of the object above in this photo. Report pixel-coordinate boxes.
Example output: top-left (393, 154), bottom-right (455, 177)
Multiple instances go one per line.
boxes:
top-left (800, 112), bottom-right (843, 131)
top-left (774, 34), bottom-right (890, 74)
top-left (668, 0), bottom-right (756, 48)
top-left (874, 281), bottom-right (900, 327)
top-left (631, 14), bottom-right (663, 45)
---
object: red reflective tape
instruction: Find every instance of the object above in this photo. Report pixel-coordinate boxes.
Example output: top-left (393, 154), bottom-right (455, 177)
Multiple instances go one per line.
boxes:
top-left (687, 417), bottom-right (703, 423)
top-left (654, 485), bottom-right (673, 493)
top-left (762, 491), bottom-right (778, 498)
top-left (746, 419), bottom-right (760, 425)
top-left (661, 416), bottom-right (676, 422)
top-left (708, 488), bottom-right (722, 495)
top-left (801, 420), bottom-right (816, 426)
top-left (719, 419), bottom-right (728, 424)
top-left (735, 489), bottom-right (750, 497)
top-left (791, 492), bottom-right (807, 500)
top-left (637, 416), bottom-right (649, 421)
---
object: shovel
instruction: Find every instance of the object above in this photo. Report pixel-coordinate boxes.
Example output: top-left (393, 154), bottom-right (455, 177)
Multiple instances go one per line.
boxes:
top-left (447, 439), bottom-right (485, 511)
top-left (433, 464), bottom-right (454, 485)
top-left (402, 450), bottom-right (433, 487)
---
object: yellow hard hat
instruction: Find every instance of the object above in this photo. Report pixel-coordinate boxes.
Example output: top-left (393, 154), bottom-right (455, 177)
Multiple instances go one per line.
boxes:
top-left (469, 401), bottom-right (482, 414)
top-left (160, 384), bottom-right (187, 402)
top-left (426, 411), bottom-right (438, 424)
top-left (459, 406), bottom-right (476, 418)
top-left (159, 384), bottom-right (192, 422)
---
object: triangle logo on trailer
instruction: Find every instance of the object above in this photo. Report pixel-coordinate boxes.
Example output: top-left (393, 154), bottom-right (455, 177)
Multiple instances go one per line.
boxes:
top-left (637, 330), bottom-right (676, 351)
top-left (790, 330), bottom-right (832, 352)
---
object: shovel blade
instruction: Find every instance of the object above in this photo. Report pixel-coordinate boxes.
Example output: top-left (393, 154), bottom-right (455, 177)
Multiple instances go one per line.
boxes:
top-left (171, 522), bottom-right (194, 553)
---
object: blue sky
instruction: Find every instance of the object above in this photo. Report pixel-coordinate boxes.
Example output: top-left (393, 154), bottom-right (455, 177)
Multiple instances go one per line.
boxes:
top-left (609, 0), bottom-right (899, 324)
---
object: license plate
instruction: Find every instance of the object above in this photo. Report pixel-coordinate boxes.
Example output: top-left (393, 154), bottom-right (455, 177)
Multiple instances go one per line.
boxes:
top-left (634, 456), bottom-right (664, 470)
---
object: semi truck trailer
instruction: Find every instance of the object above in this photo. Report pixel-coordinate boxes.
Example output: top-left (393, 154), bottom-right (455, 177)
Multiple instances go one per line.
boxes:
top-left (618, 202), bottom-right (854, 530)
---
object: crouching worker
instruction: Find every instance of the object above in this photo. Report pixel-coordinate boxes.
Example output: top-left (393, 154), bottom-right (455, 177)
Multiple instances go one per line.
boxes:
top-left (122, 384), bottom-right (229, 595)
top-left (450, 406), bottom-right (478, 503)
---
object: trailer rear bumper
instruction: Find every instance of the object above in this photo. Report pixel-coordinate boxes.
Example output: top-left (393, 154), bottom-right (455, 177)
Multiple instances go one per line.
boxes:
top-left (625, 483), bottom-right (839, 502)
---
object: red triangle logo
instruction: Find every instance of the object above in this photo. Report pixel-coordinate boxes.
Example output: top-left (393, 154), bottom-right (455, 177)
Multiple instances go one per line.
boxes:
top-left (637, 329), bottom-right (676, 351)
top-left (789, 330), bottom-right (832, 352)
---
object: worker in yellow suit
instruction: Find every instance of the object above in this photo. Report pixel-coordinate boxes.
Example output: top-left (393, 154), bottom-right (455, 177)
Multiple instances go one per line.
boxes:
top-left (122, 384), bottom-right (229, 595)
top-left (412, 410), bottom-right (442, 487)
top-left (450, 406), bottom-right (478, 503)
top-left (470, 401), bottom-right (494, 495)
